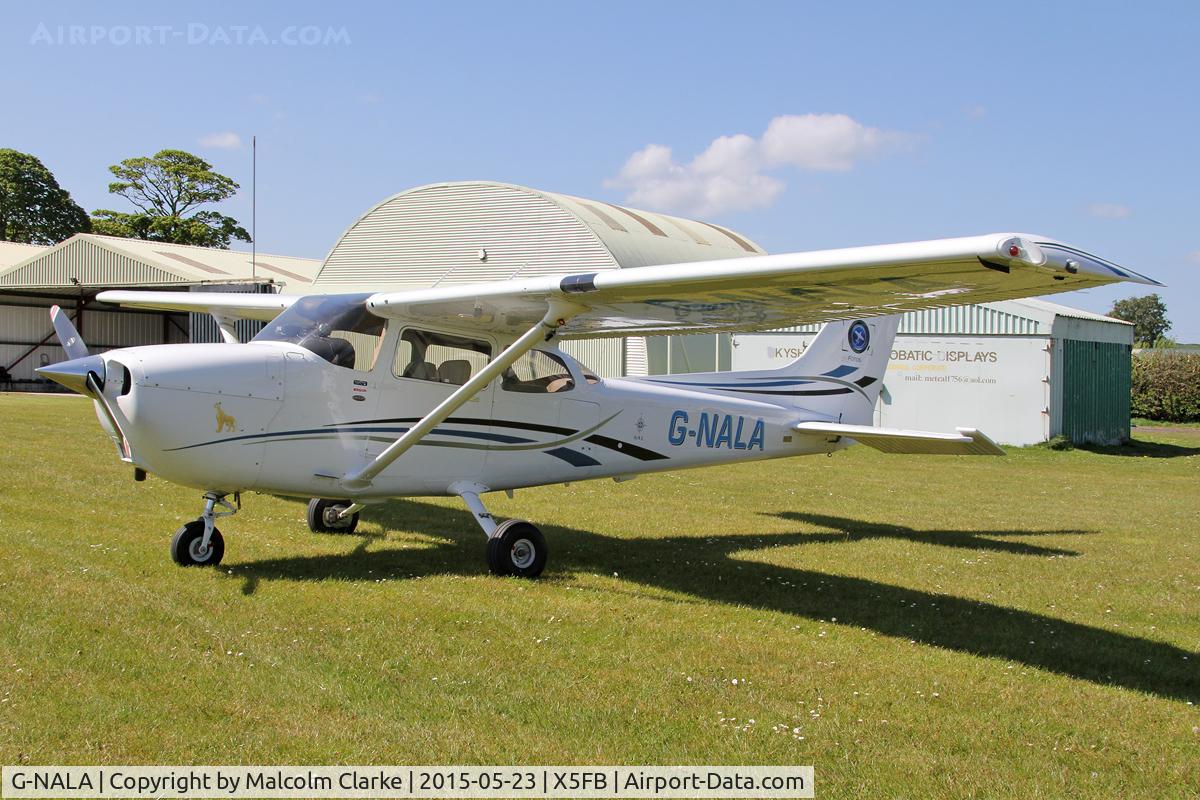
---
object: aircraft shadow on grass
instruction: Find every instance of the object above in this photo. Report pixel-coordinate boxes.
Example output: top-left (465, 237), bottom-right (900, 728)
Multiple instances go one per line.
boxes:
top-left (1080, 439), bottom-right (1200, 459)
top-left (231, 501), bottom-right (1199, 703)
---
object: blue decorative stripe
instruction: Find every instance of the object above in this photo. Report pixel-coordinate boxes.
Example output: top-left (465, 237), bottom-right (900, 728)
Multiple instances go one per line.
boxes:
top-left (720, 387), bottom-right (853, 397)
top-left (165, 425), bottom-right (533, 451)
top-left (543, 447), bottom-right (601, 467)
top-left (648, 378), bottom-right (814, 388)
top-left (164, 414), bottom-right (664, 464)
top-left (647, 370), bottom-right (871, 398)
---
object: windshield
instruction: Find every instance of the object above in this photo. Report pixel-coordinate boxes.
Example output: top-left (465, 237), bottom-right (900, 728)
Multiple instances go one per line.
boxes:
top-left (253, 294), bottom-right (385, 370)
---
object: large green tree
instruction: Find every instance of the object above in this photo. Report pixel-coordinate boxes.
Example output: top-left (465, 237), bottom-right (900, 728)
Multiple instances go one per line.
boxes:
top-left (0, 149), bottom-right (90, 244)
top-left (1109, 294), bottom-right (1172, 347)
top-left (90, 149), bottom-right (250, 248)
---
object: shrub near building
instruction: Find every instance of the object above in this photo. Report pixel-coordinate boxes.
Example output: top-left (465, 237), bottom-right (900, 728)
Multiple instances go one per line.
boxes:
top-left (1131, 352), bottom-right (1200, 422)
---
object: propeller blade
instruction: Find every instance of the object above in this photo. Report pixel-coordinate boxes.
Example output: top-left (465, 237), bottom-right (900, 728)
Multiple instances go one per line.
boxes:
top-left (50, 305), bottom-right (88, 360)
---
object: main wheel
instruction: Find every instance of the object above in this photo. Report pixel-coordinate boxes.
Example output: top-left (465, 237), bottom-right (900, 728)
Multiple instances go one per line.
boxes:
top-left (307, 498), bottom-right (359, 534)
top-left (171, 520), bottom-right (225, 566)
top-left (486, 519), bottom-right (547, 578)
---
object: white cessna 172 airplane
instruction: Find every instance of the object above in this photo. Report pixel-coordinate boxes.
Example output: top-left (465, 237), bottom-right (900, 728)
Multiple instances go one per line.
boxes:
top-left (37, 233), bottom-right (1157, 577)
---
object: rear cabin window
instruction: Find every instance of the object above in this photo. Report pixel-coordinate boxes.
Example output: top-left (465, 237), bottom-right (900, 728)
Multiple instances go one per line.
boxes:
top-left (394, 329), bottom-right (492, 385)
top-left (502, 350), bottom-right (575, 393)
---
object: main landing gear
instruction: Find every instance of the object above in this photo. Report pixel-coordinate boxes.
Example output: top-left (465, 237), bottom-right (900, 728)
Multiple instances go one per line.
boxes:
top-left (172, 492), bottom-right (236, 567)
top-left (453, 482), bottom-right (547, 578)
top-left (306, 498), bottom-right (362, 534)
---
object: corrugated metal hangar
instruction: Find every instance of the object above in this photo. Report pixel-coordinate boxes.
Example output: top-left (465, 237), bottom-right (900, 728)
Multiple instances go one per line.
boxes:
top-left (0, 233), bottom-right (320, 385)
top-left (731, 299), bottom-right (1134, 445)
top-left (0, 180), bottom-right (1135, 444)
top-left (312, 181), bottom-right (766, 375)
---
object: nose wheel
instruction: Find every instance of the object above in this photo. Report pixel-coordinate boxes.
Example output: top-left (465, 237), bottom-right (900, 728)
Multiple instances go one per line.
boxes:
top-left (171, 520), bottom-right (225, 566)
top-left (171, 492), bottom-right (235, 566)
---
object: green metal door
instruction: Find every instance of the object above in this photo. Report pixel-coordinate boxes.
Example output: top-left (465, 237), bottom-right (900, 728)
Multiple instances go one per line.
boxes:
top-left (1061, 339), bottom-right (1131, 445)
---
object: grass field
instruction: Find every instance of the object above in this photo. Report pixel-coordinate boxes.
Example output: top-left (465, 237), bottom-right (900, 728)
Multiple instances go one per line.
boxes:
top-left (0, 393), bottom-right (1197, 798)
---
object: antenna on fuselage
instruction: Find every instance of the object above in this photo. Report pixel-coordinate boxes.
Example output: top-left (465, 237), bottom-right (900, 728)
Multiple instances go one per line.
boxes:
top-left (251, 134), bottom-right (257, 284)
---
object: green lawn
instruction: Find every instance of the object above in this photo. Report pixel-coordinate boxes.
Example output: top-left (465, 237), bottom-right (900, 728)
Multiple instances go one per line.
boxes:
top-left (0, 394), bottom-right (1197, 798)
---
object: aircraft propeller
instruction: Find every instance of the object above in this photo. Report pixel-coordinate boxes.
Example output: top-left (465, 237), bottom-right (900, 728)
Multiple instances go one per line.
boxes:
top-left (36, 306), bottom-right (106, 396)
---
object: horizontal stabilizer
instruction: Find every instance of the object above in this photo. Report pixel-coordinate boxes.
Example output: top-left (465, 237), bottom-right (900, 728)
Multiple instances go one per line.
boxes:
top-left (793, 421), bottom-right (1005, 456)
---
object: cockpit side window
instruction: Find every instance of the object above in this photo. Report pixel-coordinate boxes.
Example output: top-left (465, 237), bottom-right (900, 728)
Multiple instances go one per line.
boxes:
top-left (251, 294), bottom-right (385, 371)
top-left (501, 350), bottom-right (575, 393)
top-left (393, 329), bottom-right (492, 385)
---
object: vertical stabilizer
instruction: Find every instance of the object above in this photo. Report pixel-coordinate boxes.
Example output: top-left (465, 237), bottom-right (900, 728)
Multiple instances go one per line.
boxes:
top-left (639, 315), bottom-right (900, 423)
top-left (641, 316), bottom-right (901, 424)
top-left (761, 315), bottom-right (900, 422)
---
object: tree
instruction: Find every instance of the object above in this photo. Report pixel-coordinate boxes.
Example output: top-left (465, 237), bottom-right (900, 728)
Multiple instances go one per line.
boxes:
top-left (0, 149), bottom-right (90, 244)
top-left (90, 149), bottom-right (250, 248)
top-left (1109, 294), bottom-right (1171, 347)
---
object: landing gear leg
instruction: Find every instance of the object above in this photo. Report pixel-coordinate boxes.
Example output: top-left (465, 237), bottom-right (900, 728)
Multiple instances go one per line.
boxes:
top-left (171, 492), bottom-right (236, 566)
top-left (451, 482), bottom-right (547, 579)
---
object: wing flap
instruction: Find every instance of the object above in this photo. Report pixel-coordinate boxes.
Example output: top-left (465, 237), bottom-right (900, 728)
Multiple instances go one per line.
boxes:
top-left (96, 290), bottom-right (299, 322)
top-left (794, 421), bottom-right (1005, 456)
top-left (365, 233), bottom-right (1159, 337)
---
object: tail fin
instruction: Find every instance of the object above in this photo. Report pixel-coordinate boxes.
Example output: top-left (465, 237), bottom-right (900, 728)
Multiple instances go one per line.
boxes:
top-left (728, 315), bottom-right (900, 423)
top-left (638, 315), bottom-right (900, 423)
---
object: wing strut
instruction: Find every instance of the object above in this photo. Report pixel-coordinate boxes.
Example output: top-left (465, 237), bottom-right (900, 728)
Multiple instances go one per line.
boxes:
top-left (340, 302), bottom-right (580, 490)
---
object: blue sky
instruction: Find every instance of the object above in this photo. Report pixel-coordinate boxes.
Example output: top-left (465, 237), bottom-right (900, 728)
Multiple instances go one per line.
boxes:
top-left (2, 1), bottom-right (1197, 339)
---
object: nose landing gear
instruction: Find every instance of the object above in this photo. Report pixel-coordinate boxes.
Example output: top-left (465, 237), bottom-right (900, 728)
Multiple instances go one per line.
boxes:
top-left (171, 492), bottom-right (236, 566)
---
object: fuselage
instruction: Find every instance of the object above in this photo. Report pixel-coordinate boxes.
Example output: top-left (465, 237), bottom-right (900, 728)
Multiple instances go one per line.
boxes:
top-left (90, 333), bottom-right (844, 500)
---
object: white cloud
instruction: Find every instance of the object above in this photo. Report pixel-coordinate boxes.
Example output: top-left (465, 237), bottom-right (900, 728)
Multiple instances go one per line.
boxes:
top-left (606, 114), bottom-right (907, 217)
top-left (1088, 203), bottom-right (1132, 219)
top-left (606, 137), bottom-right (783, 218)
top-left (963, 103), bottom-right (987, 119)
top-left (761, 113), bottom-right (902, 171)
top-left (198, 131), bottom-right (243, 149)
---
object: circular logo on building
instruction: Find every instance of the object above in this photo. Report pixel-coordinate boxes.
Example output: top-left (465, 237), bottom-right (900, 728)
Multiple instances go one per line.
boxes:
top-left (848, 320), bottom-right (870, 353)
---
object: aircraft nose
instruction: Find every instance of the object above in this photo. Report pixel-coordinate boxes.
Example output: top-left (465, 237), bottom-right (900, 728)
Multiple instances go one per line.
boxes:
top-left (36, 354), bottom-right (107, 396)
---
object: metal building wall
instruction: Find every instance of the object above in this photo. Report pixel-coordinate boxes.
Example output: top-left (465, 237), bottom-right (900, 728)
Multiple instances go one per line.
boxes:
top-left (758, 303), bottom-right (1047, 337)
top-left (731, 329), bottom-right (1055, 445)
top-left (559, 338), bottom-right (624, 377)
top-left (187, 283), bottom-right (277, 343)
top-left (1, 302), bottom-right (186, 382)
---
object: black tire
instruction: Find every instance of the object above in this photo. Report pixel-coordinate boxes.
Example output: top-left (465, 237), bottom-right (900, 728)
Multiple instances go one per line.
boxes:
top-left (171, 520), bottom-right (225, 567)
top-left (486, 519), bottom-right (547, 578)
top-left (307, 498), bottom-right (360, 534)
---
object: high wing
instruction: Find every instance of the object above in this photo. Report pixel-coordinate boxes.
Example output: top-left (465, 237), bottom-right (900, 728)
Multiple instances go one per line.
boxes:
top-left (97, 233), bottom-right (1158, 338)
top-left (96, 290), bottom-right (300, 322)
top-left (364, 233), bottom-right (1158, 337)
